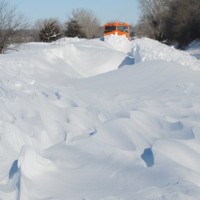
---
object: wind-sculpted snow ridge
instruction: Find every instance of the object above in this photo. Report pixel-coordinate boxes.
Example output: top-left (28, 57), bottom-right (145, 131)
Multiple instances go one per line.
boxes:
top-left (10, 37), bottom-right (127, 79)
top-left (1, 37), bottom-right (200, 199)
top-left (45, 41), bottom-right (127, 77)
top-left (132, 37), bottom-right (200, 71)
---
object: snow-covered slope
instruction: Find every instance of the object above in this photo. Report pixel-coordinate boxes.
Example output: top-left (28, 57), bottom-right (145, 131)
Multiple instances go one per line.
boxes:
top-left (0, 35), bottom-right (200, 200)
top-left (132, 37), bottom-right (200, 71)
top-left (186, 40), bottom-right (200, 59)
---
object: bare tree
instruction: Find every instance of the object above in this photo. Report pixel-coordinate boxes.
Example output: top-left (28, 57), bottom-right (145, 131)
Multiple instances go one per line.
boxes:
top-left (163, 0), bottom-right (200, 47)
top-left (71, 8), bottom-right (101, 39)
top-left (0, 0), bottom-right (28, 53)
top-left (138, 0), bottom-right (200, 47)
top-left (138, 0), bottom-right (169, 40)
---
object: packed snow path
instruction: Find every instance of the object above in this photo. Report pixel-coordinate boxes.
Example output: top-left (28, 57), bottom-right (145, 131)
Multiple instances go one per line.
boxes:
top-left (0, 36), bottom-right (200, 199)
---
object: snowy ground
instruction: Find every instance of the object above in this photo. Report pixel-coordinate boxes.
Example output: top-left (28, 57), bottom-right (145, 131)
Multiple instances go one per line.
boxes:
top-left (0, 35), bottom-right (200, 200)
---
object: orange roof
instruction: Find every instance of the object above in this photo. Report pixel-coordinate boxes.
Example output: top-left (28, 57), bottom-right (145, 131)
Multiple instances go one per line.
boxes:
top-left (104, 21), bottom-right (129, 27)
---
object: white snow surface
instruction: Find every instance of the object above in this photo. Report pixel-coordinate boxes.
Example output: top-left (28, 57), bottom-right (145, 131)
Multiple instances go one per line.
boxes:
top-left (0, 35), bottom-right (200, 199)
top-left (186, 40), bottom-right (200, 59)
top-left (132, 37), bottom-right (200, 71)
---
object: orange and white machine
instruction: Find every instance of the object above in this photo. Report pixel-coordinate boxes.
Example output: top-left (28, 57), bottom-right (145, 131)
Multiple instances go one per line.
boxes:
top-left (103, 21), bottom-right (130, 38)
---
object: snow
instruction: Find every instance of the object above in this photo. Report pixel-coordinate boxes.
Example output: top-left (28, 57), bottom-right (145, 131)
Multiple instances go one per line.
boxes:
top-left (0, 35), bottom-right (200, 199)
top-left (186, 40), bottom-right (200, 59)
top-left (132, 37), bottom-right (200, 71)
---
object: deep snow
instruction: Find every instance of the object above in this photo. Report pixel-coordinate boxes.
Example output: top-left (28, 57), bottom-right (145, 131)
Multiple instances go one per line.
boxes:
top-left (0, 35), bottom-right (200, 200)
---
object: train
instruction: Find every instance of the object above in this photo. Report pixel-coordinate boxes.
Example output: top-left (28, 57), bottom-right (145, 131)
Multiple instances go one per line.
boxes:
top-left (103, 21), bottom-right (130, 39)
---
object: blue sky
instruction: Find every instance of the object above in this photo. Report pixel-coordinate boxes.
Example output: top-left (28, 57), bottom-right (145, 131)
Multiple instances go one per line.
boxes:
top-left (11, 0), bottom-right (140, 25)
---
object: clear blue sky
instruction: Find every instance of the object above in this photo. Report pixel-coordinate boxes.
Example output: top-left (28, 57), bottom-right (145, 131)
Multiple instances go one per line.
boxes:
top-left (11, 0), bottom-right (140, 26)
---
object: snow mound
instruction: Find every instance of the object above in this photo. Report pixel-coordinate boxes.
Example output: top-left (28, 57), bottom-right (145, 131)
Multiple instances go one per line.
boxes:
top-left (1, 37), bottom-right (200, 199)
top-left (132, 37), bottom-right (200, 71)
top-left (104, 35), bottom-right (132, 53)
top-left (45, 41), bottom-right (126, 77)
top-left (18, 146), bottom-right (55, 178)
top-left (4, 38), bottom-right (127, 78)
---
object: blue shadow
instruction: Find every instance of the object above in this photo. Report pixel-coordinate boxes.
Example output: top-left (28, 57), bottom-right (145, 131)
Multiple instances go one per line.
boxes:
top-left (141, 148), bottom-right (154, 167)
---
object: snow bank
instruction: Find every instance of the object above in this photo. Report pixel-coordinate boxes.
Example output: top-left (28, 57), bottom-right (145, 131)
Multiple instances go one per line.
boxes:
top-left (45, 41), bottom-right (126, 77)
top-left (1, 37), bottom-right (200, 199)
top-left (186, 40), bottom-right (200, 59)
top-left (104, 35), bottom-right (132, 53)
top-left (8, 38), bottom-right (127, 78)
top-left (132, 37), bottom-right (200, 71)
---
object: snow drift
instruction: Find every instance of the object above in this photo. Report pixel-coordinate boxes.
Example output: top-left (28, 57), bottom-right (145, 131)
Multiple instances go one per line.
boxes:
top-left (0, 35), bottom-right (200, 200)
top-left (132, 37), bottom-right (200, 71)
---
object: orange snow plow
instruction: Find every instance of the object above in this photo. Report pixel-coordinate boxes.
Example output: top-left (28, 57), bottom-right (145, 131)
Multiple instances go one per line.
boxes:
top-left (103, 21), bottom-right (130, 38)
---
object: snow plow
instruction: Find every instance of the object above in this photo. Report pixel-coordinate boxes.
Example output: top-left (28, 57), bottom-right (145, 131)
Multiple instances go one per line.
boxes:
top-left (103, 21), bottom-right (130, 39)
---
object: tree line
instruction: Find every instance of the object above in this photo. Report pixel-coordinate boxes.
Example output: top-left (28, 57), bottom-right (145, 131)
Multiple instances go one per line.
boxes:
top-left (0, 0), bottom-right (101, 53)
top-left (36, 8), bottom-right (102, 43)
top-left (137, 0), bottom-right (200, 48)
top-left (0, 0), bottom-right (200, 53)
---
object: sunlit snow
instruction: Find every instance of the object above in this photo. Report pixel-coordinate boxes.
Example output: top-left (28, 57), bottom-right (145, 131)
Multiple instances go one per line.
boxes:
top-left (0, 35), bottom-right (200, 200)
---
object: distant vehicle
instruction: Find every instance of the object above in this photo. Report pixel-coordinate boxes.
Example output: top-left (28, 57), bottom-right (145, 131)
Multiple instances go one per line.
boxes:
top-left (103, 21), bottom-right (130, 38)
